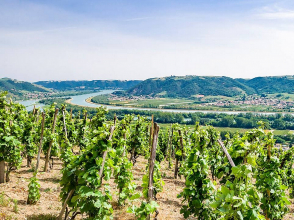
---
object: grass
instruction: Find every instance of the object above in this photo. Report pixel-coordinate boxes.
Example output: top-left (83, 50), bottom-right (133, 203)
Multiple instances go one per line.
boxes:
top-left (0, 192), bottom-right (10, 207)
top-left (12, 199), bottom-right (18, 214)
top-left (109, 97), bottom-right (194, 107)
top-left (0, 213), bottom-right (14, 220)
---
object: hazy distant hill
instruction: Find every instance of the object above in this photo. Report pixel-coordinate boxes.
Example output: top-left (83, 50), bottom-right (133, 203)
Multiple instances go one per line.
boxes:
top-left (0, 78), bottom-right (50, 98)
top-left (236, 76), bottom-right (294, 94)
top-left (35, 80), bottom-right (142, 91)
top-left (126, 76), bottom-right (255, 98)
top-left (4, 75), bottom-right (294, 100)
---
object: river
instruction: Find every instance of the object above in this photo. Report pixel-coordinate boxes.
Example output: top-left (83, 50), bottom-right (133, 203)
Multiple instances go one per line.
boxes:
top-left (18, 99), bottom-right (46, 111)
top-left (66, 90), bottom-right (289, 116)
top-left (19, 90), bottom-right (290, 115)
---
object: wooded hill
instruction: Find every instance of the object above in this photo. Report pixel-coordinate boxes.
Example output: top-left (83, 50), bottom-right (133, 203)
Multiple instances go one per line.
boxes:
top-left (0, 78), bottom-right (50, 98)
top-left (125, 75), bottom-right (294, 98)
top-left (126, 76), bottom-right (256, 98)
top-left (236, 75), bottom-right (294, 94)
top-left (35, 80), bottom-right (142, 91)
top-left (3, 75), bottom-right (294, 99)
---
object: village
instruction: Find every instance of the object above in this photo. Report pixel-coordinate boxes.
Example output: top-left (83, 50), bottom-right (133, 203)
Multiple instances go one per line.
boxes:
top-left (202, 95), bottom-right (294, 109)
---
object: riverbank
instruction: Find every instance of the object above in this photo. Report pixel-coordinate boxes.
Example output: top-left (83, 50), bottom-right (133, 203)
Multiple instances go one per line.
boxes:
top-left (85, 95), bottom-right (292, 115)
top-left (20, 90), bottom-right (294, 116)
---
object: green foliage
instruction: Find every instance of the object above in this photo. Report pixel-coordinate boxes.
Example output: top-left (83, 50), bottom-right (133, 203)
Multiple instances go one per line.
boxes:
top-left (156, 131), bottom-right (168, 163)
top-left (75, 109), bottom-right (90, 149)
top-left (239, 75), bottom-right (294, 94)
top-left (23, 112), bottom-right (39, 164)
top-left (42, 104), bottom-right (60, 158)
top-left (255, 134), bottom-right (291, 220)
top-left (206, 126), bottom-right (223, 180)
top-left (27, 173), bottom-right (41, 205)
top-left (128, 116), bottom-right (149, 163)
top-left (142, 162), bottom-right (164, 200)
top-left (90, 107), bottom-right (108, 128)
top-left (127, 200), bottom-right (159, 220)
top-left (0, 92), bottom-right (27, 181)
top-left (211, 164), bottom-right (264, 219)
top-left (60, 109), bottom-right (115, 219)
top-left (112, 117), bottom-right (138, 206)
top-left (178, 127), bottom-right (218, 220)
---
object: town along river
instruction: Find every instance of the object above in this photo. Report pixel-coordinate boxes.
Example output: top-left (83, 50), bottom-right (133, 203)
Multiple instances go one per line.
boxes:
top-left (66, 91), bottom-right (291, 116)
top-left (20, 90), bottom-right (293, 116)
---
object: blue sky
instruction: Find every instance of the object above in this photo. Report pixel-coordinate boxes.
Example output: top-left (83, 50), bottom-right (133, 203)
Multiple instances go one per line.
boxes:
top-left (1, 0), bottom-right (294, 81)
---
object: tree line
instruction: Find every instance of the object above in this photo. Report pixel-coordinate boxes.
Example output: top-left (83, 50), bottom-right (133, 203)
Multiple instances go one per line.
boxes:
top-left (41, 98), bottom-right (294, 130)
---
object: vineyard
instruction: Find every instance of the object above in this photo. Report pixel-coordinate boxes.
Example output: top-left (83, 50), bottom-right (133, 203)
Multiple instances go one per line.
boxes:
top-left (0, 90), bottom-right (294, 220)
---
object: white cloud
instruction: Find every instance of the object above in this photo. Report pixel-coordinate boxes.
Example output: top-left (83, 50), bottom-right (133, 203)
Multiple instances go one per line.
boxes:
top-left (259, 11), bottom-right (294, 19)
top-left (256, 4), bottom-right (294, 19)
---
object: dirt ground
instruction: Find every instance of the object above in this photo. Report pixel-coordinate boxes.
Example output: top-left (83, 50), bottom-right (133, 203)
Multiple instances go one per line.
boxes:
top-left (0, 156), bottom-right (293, 220)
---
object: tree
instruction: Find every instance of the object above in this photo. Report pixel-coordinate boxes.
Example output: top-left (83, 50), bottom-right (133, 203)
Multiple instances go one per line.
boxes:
top-left (273, 119), bottom-right (286, 130)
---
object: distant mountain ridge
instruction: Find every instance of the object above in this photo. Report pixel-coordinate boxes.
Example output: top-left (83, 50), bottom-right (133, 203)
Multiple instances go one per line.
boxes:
top-left (126, 76), bottom-right (256, 98)
top-left (236, 76), bottom-right (294, 94)
top-left (34, 75), bottom-right (294, 97)
top-left (0, 78), bottom-right (50, 98)
top-left (35, 80), bottom-right (142, 91)
top-left (2, 75), bottom-right (294, 99)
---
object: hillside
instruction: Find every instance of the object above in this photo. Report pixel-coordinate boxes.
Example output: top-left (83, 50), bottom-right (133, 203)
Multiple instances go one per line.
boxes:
top-left (126, 76), bottom-right (255, 98)
top-left (35, 80), bottom-right (142, 91)
top-left (236, 76), bottom-right (294, 94)
top-left (0, 78), bottom-right (50, 99)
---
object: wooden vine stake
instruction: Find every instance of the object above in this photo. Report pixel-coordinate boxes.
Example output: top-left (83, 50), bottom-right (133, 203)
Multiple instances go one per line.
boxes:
top-left (122, 132), bottom-right (127, 157)
top-left (147, 122), bottom-right (160, 220)
top-left (70, 108), bottom-right (72, 121)
top-left (178, 130), bottom-right (185, 160)
top-left (27, 112), bottom-right (37, 167)
top-left (174, 130), bottom-right (184, 179)
top-left (35, 112), bottom-right (45, 172)
top-left (36, 109), bottom-right (40, 123)
top-left (165, 125), bottom-right (171, 159)
top-left (175, 130), bottom-right (185, 179)
top-left (32, 105), bottom-right (36, 115)
top-left (149, 115), bottom-right (154, 147)
top-left (217, 139), bottom-right (235, 167)
top-left (174, 150), bottom-right (179, 179)
top-left (148, 115), bottom-right (154, 161)
top-left (44, 108), bottom-right (59, 172)
top-left (62, 108), bottom-right (68, 139)
top-left (168, 127), bottom-right (173, 168)
top-left (58, 189), bottom-right (75, 220)
top-left (0, 161), bottom-right (5, 183)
